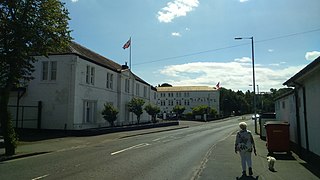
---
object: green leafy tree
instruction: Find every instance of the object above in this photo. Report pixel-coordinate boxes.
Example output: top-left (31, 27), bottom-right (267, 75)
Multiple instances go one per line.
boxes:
top-left (192, 105), bottom-right (208, 115)
top-left (192, 105), bottom-right (209, 120)
top-left (0, 0), bottom-right (72, 155)
top-left (209, 108), bottom-right (218, 118)
top-left (144, 103), bottom-right (160, 123)
top-left (172, 105), bottom-right (185, 119)
top-left (101, 103), bottom-right (119, 127)
top-left (127, 98), bottom-right (145, 124)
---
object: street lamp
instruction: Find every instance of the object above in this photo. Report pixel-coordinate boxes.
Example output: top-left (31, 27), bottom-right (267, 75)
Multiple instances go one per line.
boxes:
top-left (235, 36), bottom-right (257, 134)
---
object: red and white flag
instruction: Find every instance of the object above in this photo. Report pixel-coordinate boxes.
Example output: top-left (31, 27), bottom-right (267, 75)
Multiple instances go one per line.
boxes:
top-left (215, 82), bottom-right (220, 89)
top-left (122, 38), bottom-right (131, 49)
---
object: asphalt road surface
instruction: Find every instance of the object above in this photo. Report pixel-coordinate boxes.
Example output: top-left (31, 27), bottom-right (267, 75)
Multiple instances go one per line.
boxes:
top-left (0, 117), bottom-right (243, 180)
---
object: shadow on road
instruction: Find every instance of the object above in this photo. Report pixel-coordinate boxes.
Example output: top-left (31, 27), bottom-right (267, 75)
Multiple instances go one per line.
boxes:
top-left (236, 175), bottom-right (259, 180)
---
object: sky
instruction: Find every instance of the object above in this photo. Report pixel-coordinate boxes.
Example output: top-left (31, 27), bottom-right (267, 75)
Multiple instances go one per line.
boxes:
top-left (63, 0), bottom-right (320, 92)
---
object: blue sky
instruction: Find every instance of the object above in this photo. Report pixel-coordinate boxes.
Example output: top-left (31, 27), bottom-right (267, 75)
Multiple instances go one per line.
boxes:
top-left (63, 0), bottom-right (320, 92)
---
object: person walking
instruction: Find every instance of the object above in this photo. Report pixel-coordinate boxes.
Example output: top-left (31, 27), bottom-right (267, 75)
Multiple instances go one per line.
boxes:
top-left (235, 122), bottom-right (256, 176)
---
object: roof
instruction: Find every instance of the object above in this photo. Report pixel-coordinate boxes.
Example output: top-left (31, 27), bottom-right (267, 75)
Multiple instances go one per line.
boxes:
top-left (66, 41), bottom-right (122, 72)
top-left (156, 86), bottom-right (216, 92)
top-left (284, 56), bottom-right (320, 86)
top-left (50, 41), bottom-right (150, 86)
top-left (274, 89), bottom-right (294, 101)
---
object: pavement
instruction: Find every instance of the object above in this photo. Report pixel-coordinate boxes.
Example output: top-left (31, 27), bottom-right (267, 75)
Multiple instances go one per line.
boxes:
top-left (1, 119), bottom-right (320, 180)
top-left (199, 120), bottom-right (320, 180)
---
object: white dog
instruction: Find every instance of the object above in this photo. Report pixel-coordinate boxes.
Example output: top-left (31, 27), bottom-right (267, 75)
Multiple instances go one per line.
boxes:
top-left (267, 156), bottom-right (276, 171)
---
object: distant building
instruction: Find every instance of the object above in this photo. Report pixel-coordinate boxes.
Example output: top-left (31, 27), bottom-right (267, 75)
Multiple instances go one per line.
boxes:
top-left (8, 41), bottom-right (156, 130)
top-left (156, 86), bottom-right (220, 117)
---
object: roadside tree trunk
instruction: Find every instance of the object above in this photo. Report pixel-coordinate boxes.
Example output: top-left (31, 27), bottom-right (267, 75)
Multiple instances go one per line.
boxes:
top-left (0, 83), bottom-right (17, 155)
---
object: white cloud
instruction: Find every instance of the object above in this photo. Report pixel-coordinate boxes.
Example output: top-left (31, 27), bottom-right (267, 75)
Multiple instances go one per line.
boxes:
top-left (239, 0), bottom-right (249, 2)
top-left (158, 59), bottom-right (305, 92)
top-left (234, 57), bottom-right (252, 63)
top-left (71, 0), bottom-right (79, 2)
top-left (305, 51), bottom-right (320, 61)
top-left (171, 32), bottom-right (181, 37)
top-left (268, 49), bottom-right (274, 52)
top-left (185, 27), bottom-right (190, 31)
top-left (157, 0), bottom-right (199, 23)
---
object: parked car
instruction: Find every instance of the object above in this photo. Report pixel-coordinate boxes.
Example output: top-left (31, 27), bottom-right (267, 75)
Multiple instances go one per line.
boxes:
top-left (252, 114), bottom-right (260, 120)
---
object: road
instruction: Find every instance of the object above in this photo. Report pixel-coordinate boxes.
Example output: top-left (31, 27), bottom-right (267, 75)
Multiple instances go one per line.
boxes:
top-left (0, 117), bottom-right (243, 180)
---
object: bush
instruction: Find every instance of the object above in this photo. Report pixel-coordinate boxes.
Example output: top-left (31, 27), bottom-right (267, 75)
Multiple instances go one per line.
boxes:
top-left (101, 103), bottom-right (119, 127)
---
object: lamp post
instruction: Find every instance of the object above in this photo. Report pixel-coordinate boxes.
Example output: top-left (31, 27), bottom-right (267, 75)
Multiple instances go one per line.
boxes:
top-left (235, 37), bottom-right (257, 134)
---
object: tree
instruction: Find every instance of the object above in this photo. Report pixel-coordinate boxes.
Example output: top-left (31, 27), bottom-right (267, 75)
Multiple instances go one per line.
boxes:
top-left (0, 0), bottom-right (72, 155)
top-left (127, 98), bottom-right (145, 124)
top-left (172, 105), bottom-right (185, 119)
top-left (209, 108), bottom-right (218, 118)
top-left (144, 103), bottom-right (160, 123)
top-left (101, 103), bottom-right (119, 127)
top-left (192, 105), bottom-right (209, 120)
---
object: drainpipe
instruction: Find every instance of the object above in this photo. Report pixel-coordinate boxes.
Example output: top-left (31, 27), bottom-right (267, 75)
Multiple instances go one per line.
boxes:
top-left (294, 88), bottom-right (302, 155)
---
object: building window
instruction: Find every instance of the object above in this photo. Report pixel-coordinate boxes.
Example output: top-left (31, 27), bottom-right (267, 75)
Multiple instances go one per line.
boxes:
top-left (42, 62), bottom-right (48, 80)
top-left (83, 100), bottom-right (97, 123)
top-left (86, 65), bottom-right (95, 85)
top-left (125, 79), bottom-right (130, 93)
top-left (106, 73), bottom-right (113, 89)
top-left (90, 67), bottom-right (95, 84)
top-left (143, 86), bottom-right (147, 98)
top-left (282, 101), bottom-right (286, 109)
top-left (136, 83), bottom-right (140, 96)
top-left (50, 61), bottom-right (57, 80)
top-left (42, 61), bottom-right (57, 81)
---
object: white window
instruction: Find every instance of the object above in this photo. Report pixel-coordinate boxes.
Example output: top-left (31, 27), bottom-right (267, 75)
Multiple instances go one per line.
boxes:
top-left (42, 62), bottom-right (48, 80)
top-left (106, 73), bottom-right (113, 89)
top-left (86, 66), bottom-right (90, 83)
top-left (90, 67), bottom-right (95, 84)
top-left (125, 79), bottom-right (130, 93)
top-left (83, 100), bottom-right (97, 123)
top-left (136, 83), bottom-right (140, 96)
top-left (143, 86), bottom-right (147, 97)
top-left (42, 61), bottom-right (57, 81)
top-left (86, 65), bottom-right (95, 85)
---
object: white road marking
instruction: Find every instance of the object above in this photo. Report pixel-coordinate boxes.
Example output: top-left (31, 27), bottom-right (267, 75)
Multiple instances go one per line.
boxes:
top-left (152, 138), bottom-right (162, 142)
top-left (57, 145), bottom-right (87, 152)
top-left (31, 174), bottom-right (49, 180)
top-left (111, 143), bottom-right (150, 155)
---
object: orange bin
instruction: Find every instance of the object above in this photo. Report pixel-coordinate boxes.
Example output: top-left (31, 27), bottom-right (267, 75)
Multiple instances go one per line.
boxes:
top-left (265, 121), bottom-right (290, 154)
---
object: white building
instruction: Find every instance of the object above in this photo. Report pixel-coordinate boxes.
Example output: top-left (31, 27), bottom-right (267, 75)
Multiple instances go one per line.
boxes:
top-left (9, 42), bottom-right (157, 130)
top-left (275, 56), bottom-right (320, 165)
top-left (156, 86), bottom-right (220, 118)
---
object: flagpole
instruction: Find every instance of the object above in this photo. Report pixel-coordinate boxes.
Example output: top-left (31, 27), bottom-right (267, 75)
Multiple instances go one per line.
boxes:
top-left (129, 37), bottom-right (132, 69)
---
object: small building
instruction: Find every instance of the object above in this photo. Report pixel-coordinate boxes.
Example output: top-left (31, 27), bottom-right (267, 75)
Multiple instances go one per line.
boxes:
top-left (8, 41), bottom-right (156, 130)
top-left (156, 85), bottom-right (220, 118)
top-left (276, 56), bottom-right (320, 165)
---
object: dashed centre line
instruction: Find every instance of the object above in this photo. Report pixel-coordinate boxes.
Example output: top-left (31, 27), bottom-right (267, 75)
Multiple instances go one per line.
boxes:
top-left (111, 143), bottom-right (150, 156)
top-left (31, 174), bottom-right (49, 180)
